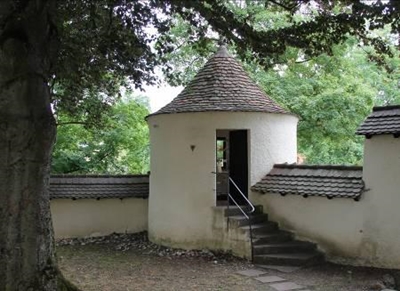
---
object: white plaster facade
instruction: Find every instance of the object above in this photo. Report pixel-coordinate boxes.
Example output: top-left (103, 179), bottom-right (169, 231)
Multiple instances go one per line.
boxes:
top-left (49, 103), bottom-right (400, 270)
top-left (252, 135), bottom-right (400, 269)
top-left (147, 111), bottom-right (297, 250)
top-left (51, 198), bottom-right (148, 239)
top-left (361, 135), bottom-right (400, 268)
top-left (251, 193), bottom-right (365, 264)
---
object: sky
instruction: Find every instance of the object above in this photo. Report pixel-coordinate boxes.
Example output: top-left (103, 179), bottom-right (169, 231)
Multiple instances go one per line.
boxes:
top-left (142, 84), bottom-right (183, 113)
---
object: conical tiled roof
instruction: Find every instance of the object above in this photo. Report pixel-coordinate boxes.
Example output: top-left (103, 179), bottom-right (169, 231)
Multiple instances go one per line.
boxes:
top-left (149, 46), bottom-right (290, 117)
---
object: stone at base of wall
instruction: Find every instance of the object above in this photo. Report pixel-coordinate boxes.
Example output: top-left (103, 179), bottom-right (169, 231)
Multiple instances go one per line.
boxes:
top-left (148, 206), bottom-right (252, 259)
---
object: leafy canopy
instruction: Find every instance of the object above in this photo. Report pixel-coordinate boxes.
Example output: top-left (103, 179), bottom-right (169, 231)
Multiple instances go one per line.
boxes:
top-left (49, 0), bottom-right (399, 122)
top-left (41, 0), bottom-right (400, 169)
top-left (52, 95), bottom-right (150, 174)
top-left (158, 1), bottom-right (400, 164)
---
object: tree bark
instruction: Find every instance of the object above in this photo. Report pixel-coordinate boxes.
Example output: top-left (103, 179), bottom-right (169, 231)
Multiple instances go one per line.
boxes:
top-left (0, 1), bottom-right (79, 290)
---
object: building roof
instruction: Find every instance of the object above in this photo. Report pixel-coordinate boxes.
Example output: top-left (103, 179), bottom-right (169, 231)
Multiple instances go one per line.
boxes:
top-left (356, 105), bottom-right (400, 137)
top-left (148, 45), bottom-right (290, 117)
top-left (251, 164), bottom-right (364, 200)
top-left (49, 175), bottom-right (149, 199)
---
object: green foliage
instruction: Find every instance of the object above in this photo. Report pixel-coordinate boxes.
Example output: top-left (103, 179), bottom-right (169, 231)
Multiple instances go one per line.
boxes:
top-left (167, 0), bottom-right (400, 70)
top-left (159, 6), bottom-right (400, 165)
top-left (52, 96), bottom-right (150, 174)
top-left (52, 1), bottom-right (170, 124)
top-left (3, 1), bottom-right (400, 288)
top-left (21, 0), bottom-right (400, 168)
top-left (156, 15), bottom-right (216, 86)
top-left (252, 38), bottom-right (399, 164)
top-left (42, 0), bottom-right (394, 284)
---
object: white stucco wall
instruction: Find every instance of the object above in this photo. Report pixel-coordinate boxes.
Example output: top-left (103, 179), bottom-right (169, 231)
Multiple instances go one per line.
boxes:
top-left (251, 193), bottom-right (365, 264)
top-left (253, 135), bottom-right (400, 269)
top-left (51, 198), bottom-right (148, 238)
top-left (147, 111), bottom-right (297, 250)
top-left (361, 135), bottom-right (400, 268)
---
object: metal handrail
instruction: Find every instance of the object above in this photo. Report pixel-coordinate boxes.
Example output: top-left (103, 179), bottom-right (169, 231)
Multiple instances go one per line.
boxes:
top-left (212, 171), bottom-right (255, 215)
top-left (228, 177), bottom-right (255, 215)
top-left (228, 194), bottom-right (249, 218)
top-left (226, 176), bottom-right (255, 263)
top-left (212, 171), bottom-right (256, 262)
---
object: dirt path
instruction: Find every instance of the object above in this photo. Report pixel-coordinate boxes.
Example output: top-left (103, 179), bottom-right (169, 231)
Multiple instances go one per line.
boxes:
top-left (58, 244), bottom-right (271, 291)
top-left (57, 233), bottom-right (396, 291)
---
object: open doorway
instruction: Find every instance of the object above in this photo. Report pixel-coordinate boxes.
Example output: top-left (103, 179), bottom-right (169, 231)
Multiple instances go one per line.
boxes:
top-left (216, 130), bottom-right (248, 206)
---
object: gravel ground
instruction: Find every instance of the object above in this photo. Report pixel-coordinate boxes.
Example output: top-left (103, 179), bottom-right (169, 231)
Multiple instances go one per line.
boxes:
top-left (57, 232), bottom-right (398, 291)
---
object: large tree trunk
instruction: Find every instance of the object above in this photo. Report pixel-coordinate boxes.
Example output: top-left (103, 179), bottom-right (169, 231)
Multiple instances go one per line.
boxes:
top-left (0, 1), bottom-right (78, 290)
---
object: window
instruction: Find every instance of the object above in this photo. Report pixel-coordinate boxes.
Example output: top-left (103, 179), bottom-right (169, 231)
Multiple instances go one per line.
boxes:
top-left (216, 138), bottom-right (227, 172)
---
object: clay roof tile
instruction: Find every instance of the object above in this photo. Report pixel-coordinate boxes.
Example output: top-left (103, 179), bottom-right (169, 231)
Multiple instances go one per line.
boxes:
top-left (251, 164), bottom-right (364, 200)
top-left (356, 105), bottom-right (400, 136)
top-left (148, 45), bottom-right (291, 117)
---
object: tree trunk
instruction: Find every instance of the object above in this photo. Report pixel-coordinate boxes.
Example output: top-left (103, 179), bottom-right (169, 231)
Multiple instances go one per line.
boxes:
top-left (0, 1), bottom-right (79, 290)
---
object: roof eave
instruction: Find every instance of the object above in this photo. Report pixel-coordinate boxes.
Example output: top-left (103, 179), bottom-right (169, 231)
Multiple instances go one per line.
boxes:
top-left (146, 109), bottom-right (298, 120)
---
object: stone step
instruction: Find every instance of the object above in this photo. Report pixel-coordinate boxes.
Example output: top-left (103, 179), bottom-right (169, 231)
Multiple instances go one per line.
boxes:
top-left (224, 205), bottom-right (263, 217)
top-left (221, 203), bottom-right (325, 267)
top-left (253, 252), bottom-right (324, 266)
top-left (253, 241), bottom-right (317, 255)
top-left (252, 230), bottom-right (293, 244)
top-left (228, 213), bottom-right (269, 227)
top-left (240, 221), bottom-right (278, 234)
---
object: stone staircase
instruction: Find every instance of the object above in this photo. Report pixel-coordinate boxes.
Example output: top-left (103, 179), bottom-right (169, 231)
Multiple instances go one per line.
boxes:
top-left (225, 205), bottom-right (324, 267)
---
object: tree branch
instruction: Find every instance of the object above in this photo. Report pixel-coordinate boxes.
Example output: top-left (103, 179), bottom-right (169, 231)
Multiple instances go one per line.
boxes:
top-left (271, 58), bottom-right (311, 66)
top-left (267, 0), bottom-right (298, 12)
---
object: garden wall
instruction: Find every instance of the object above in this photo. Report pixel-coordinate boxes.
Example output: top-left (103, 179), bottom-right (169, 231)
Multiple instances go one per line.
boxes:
top-left (252, 135), bottom-right (400, 268)
top-left (252, 193), bottom-right (365, 265)
top-left (51, 198), bottom-right (148, 238)
top-left (49, 174), bottom-right (149, 239)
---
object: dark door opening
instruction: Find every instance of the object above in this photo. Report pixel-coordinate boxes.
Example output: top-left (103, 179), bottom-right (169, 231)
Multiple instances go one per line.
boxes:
top-left (216, 130), bottom-right (248, 206)
top-left (229, 130), bottom-right (248, 205)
